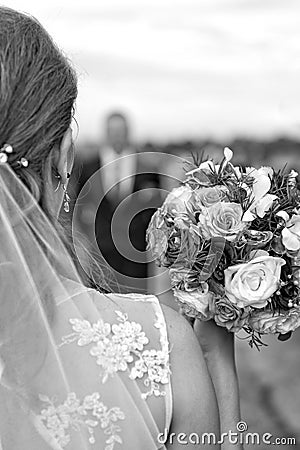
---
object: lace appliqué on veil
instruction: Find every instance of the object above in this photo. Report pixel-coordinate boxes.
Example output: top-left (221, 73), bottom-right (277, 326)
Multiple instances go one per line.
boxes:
top-left (59, 311), bottom-right (171, 400)
top-left (36, 392), bottom-right (124, 450)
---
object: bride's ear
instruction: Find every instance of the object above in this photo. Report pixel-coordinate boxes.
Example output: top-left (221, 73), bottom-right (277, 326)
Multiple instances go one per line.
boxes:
top-left (56, 127), bottom-right (73, 184)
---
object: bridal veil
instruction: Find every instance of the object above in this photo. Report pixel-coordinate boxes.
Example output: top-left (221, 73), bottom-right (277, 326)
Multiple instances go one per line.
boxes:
top-left (0, 163), bottom-right (171, 449)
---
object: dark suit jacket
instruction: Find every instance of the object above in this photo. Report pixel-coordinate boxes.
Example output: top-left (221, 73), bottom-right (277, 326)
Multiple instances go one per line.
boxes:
top-left (73, 151), bottom-right (161, 293)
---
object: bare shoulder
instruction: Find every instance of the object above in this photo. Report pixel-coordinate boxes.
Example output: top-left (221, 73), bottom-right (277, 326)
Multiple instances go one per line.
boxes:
top-left (160, 304), bottom-right (204, 380)
top-left (160, 304), bottom-right (195, 341)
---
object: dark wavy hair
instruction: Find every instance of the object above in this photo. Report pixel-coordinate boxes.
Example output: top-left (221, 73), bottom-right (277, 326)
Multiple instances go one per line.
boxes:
top-left (0, 7), bottom-right (77, 202)
top-left (0, 8), bottom-right (108, 295)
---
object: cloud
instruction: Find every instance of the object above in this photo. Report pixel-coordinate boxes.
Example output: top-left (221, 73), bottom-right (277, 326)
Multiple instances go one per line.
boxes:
top-left (4, 0), bottom-right (300, 140)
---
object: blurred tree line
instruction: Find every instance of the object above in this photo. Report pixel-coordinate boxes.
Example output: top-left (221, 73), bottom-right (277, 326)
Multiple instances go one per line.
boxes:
top-left (76, 137), bottom-right (300, 172)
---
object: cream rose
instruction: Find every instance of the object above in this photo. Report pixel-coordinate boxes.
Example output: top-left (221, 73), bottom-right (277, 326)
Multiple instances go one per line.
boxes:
top-left (164, 185), bottom-right (194, 215)
top-left (248, 307), bottom-right (300, 334)
top-left (199, 202), bottom-right (246, 242)
top-left (173, 283), bottom-right (213, 320)
top-left (281, 214), bottom-right (300, 251)
top-left (162, 185), bottom-right (195, 230)
top-left (224, 251), bottom-right (285, 308)
top-left (193, 186), bottom-right (228, 208)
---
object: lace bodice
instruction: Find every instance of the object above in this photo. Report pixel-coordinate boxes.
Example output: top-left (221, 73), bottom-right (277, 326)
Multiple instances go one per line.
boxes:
top-left (33, 292), bottom-right (172, 450)
top-left (36, 392), bottom-right (124, 450)
top-left (58, 309), bottom-right (170, 398)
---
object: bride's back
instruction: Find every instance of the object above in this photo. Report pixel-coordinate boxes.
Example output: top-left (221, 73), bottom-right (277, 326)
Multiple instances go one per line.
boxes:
top-left (45, 281), bottom-right (219, 449)
top-left (0, 271), bottom-right (218, 449)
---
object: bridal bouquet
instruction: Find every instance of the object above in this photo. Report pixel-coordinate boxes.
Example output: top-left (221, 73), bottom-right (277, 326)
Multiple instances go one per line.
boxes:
top-left (147, 148), bottom-right (300, 347)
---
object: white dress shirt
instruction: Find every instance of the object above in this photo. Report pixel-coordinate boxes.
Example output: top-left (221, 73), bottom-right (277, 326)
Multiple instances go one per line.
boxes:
top-left (100, 146), bottom-right (137, 200)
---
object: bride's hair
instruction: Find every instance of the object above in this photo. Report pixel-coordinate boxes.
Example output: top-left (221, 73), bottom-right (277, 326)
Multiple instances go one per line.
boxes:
top-left (0, 7), bottom-right (109, 294)
top-left (0, 7), bottom-right (77, 205)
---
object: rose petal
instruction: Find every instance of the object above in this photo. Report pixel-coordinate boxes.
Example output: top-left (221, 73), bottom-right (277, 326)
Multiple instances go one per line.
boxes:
top-left (282, 228), bottom-right (300, 251)
top-left (289, 169), bottom-right (298, 178)
top-left (242, 210), bottom-right (256, 222)
top-left (258, 166), bottom-right (273, 179)
top-left (255, 194), bottom-right (277, 218)
top-left (252, 174), bottom-right (271, 201)
top-left (276, 210), bottom-right (289, 222)
top-left (249, 249), bottom-right (269, 259)
top-left (224, 147), bottom-right (233, 161)
top-left (290, 217), bottom-right (300, 234)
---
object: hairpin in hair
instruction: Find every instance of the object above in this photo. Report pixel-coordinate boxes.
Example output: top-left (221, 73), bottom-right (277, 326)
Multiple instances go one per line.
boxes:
top-left (0, 144), bottom-right (13, 164)
top-left (0, 143), bottom-right (29, 168)
top-left (18, 157), bottom-right (29, 168)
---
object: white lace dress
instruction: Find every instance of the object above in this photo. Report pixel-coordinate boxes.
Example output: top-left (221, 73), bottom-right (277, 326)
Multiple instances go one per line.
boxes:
top-left (29, 285), bottom-right (173, 450)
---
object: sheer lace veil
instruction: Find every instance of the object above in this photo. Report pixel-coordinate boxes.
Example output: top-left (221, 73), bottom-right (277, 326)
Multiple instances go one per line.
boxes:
top-left (0, 164), bottom-right (164, 449)
top-left (0, 162), bottom-right (81, 447)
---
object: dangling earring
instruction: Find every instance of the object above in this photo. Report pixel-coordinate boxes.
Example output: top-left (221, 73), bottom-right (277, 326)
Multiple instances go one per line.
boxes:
top-left (54, 172), bottom-right (71, 212)
top-left (63, 183), bottom-right (71, 213)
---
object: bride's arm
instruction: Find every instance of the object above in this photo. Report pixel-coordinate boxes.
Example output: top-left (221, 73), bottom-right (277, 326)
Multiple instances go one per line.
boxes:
top-left (162, 305), bottom-right (221, 450)
top-left (194, 319), bottom-right (242, 450)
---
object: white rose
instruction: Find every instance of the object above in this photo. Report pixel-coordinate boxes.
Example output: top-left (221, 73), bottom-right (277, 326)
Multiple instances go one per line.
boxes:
top-left (199, 202), bottom-right (246, 242)
top-left (224, 251), bottom-right (285, 308)
top-left (193, 186), bottom-right (228, 208)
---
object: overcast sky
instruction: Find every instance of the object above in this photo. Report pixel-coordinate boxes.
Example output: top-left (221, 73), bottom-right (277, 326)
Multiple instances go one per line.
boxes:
top-left (4, 0), bottom-right (300, 143)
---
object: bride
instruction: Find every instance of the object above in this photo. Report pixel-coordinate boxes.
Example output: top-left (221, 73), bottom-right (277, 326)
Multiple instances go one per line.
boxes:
top-left (0, 7), bottom-right (241, 449)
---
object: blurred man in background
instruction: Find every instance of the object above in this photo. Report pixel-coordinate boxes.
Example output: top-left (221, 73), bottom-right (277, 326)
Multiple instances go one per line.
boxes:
top-left (74, 112), bottom-right (161, 293)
